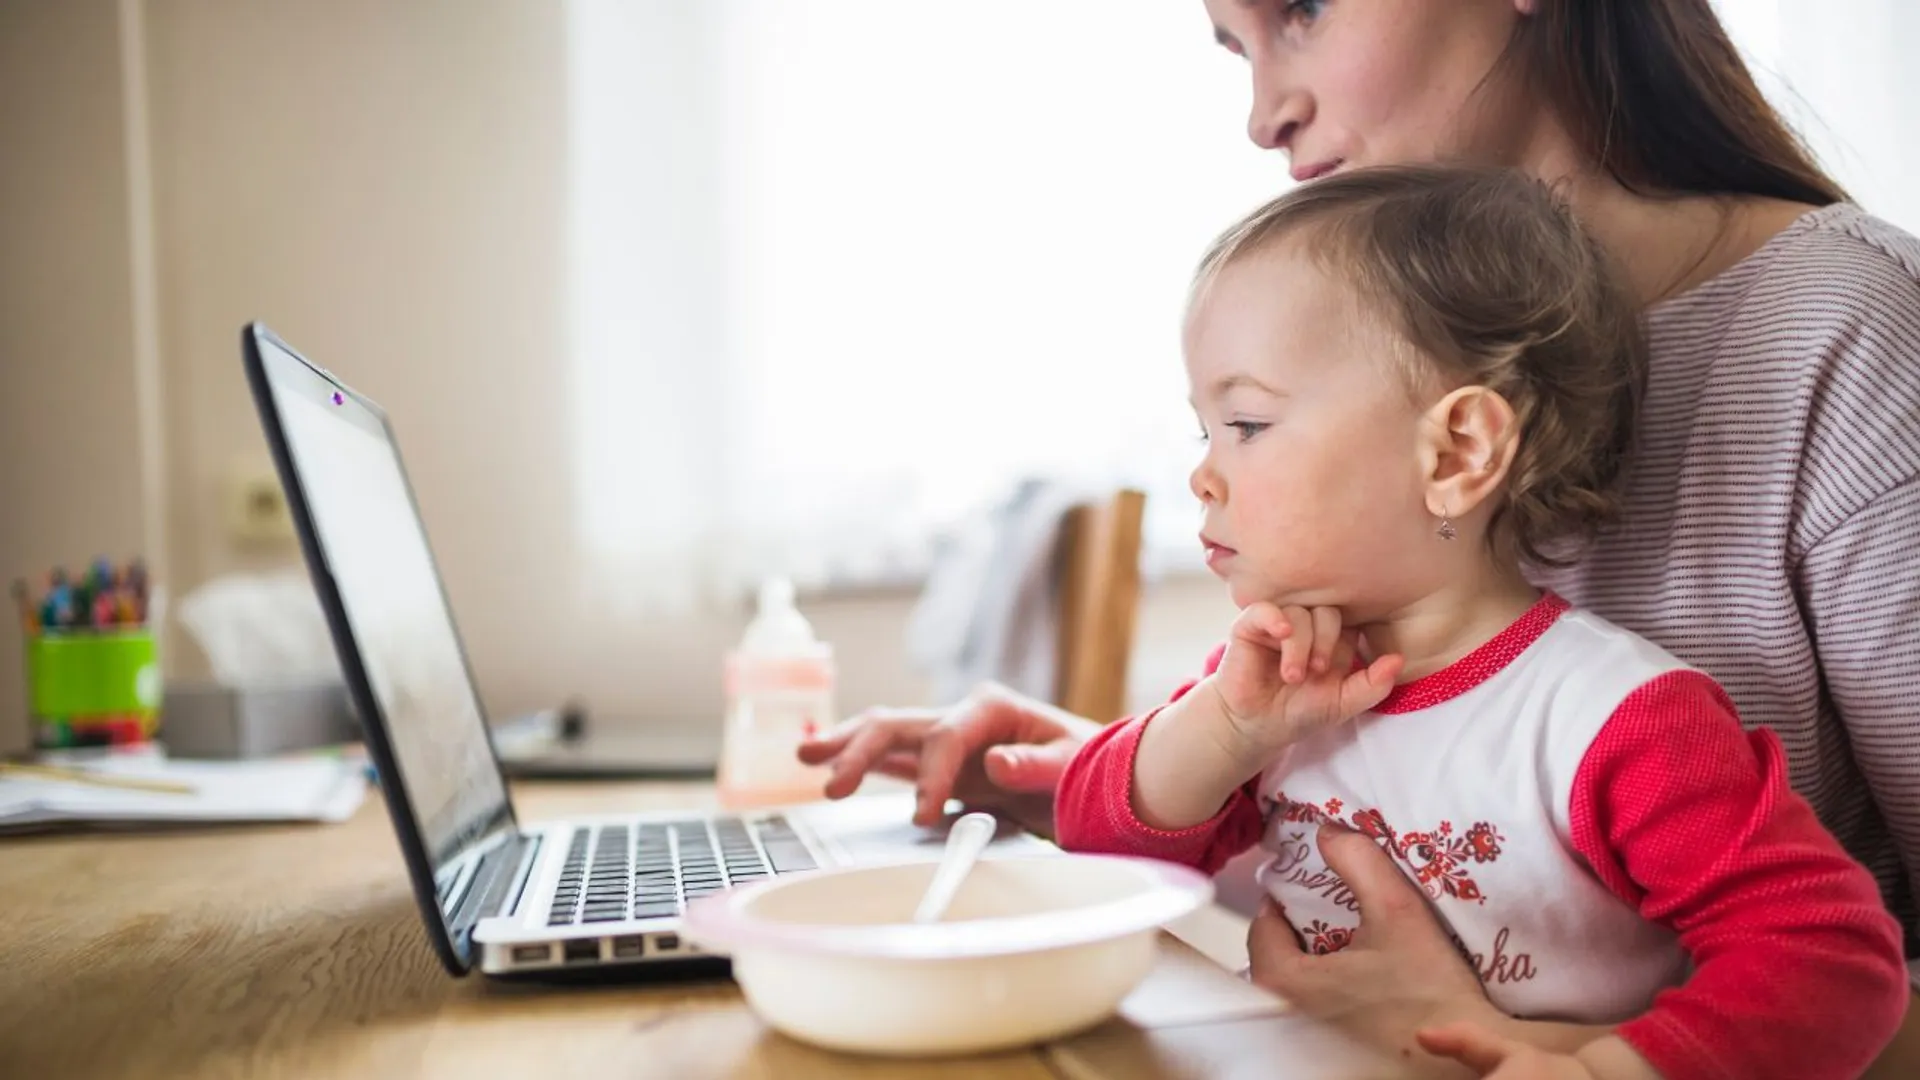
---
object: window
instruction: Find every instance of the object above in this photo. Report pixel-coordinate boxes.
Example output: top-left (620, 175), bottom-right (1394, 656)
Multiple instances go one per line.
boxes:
top-left (568, 1), bottom-right (1286, 609)
top-left (1712, 0), bottom-right (1919, 232)
top-left (568, 1), bottom-right (1917, 611)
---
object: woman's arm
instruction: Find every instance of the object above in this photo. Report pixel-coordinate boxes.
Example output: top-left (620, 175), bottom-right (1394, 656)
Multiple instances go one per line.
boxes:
top-left (1796, 476), bottom-right (1920, 1078)
top-left (1798, 476), bottom-right (1920, 942)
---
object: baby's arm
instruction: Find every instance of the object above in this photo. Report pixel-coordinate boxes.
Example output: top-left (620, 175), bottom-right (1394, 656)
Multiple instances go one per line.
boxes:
top-left (1054, 645), bottom-right (1267, 875)
top-left (1567, 670), bottom-right (1908, 1080)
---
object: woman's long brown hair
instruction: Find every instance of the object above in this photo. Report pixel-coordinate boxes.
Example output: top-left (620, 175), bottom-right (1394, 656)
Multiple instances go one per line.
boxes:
top-left (1513, 0), bottom-right (1848, 205)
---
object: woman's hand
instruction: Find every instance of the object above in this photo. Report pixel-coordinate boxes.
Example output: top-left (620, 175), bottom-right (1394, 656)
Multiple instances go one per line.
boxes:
top-left (1248, 824), bottom-right (1504, 1052)
top-left (795, 683), bottom-right (1102, 828)
top-left (1248, 825), bottom-right (1492, 1023)
top-left (1207, 603), bottom-right (1402, 763)
top-left (1250, 825), bottom-right (1617, 1062)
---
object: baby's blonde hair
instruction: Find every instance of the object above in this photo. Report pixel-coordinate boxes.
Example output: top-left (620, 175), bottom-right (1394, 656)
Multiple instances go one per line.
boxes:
top-left (1194, 164), bottom-right (1648, 567)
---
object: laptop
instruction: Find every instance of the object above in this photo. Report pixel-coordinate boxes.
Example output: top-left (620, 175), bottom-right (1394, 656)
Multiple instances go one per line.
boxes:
top-left (240, 322), bottom-right (1054, 980)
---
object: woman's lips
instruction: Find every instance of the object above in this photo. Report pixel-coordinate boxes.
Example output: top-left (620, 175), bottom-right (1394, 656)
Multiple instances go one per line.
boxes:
top-left (1290, 158), bottom-right (1345, 183)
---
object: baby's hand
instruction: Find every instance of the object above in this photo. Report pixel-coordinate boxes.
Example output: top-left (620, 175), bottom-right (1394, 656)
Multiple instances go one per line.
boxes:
top-left (1206, 603), bottom-right (1402, 762)
top-left (1417, 1024), bottom-right (1601, 1079)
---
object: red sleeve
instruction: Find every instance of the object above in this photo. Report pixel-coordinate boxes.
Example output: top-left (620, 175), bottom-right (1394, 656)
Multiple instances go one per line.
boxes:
top-left (1570, 670), bottom-right (1908, 1080)
top-left (1053, 645), bottom-right (1266, 875)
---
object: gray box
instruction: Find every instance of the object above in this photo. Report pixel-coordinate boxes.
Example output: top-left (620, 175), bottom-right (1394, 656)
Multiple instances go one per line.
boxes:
top-left (160, 680), bottom-right (358, 758)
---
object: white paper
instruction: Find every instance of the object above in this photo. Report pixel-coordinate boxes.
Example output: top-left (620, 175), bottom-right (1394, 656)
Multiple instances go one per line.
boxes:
top-left (0, 755), bottom-right (367, 831)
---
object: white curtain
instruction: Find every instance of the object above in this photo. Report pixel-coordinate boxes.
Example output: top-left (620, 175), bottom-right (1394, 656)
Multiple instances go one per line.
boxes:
top-left (1714, 0), bottom-right (1920, 234)
top-left (566, 1), bottom-right (1284, 611)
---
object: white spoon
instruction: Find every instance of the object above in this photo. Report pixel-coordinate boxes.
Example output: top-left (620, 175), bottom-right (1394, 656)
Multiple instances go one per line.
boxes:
top-left (911, 812), bottom-right (1000, 924)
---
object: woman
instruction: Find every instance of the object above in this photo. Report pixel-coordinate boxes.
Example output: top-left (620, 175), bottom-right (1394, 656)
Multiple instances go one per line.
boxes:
top-left (800, 0), bottom-right (1920, 1071)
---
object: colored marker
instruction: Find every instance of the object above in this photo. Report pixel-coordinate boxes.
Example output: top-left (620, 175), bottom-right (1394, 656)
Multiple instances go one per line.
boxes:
top-left (10, 580), bottom-right (35, 634)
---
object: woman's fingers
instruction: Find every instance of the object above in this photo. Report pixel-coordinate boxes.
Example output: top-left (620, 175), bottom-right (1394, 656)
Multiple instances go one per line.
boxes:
top-left (872, 750), bottom-right (923, 783)
top-left (1316, 824), bottom-right (1442, 940)
top-left (819, 719), bottom-right (922, 799)
top-left (911, 690), bottom-right (1067, 824)
top-left (793, 727), bottom-right (855, 765)
top-left (798, 706), bottom-right (929, 764)
top-left (913, 722), bottom-right (984, 825)
top-left (1245, 895), bottom-right (1306, 983)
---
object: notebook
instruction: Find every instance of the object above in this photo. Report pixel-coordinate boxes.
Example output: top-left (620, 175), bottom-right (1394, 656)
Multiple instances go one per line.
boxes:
top-left (0, 754), bottom-right (367, 832)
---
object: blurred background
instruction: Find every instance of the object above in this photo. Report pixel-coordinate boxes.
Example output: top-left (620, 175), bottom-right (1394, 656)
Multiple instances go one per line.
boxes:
top-left (3, 0), bottom-right (1915, 756)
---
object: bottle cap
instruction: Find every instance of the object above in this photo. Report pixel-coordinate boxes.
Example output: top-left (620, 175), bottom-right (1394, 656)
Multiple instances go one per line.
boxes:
top-left (740, 577), bottom-right (829, 657)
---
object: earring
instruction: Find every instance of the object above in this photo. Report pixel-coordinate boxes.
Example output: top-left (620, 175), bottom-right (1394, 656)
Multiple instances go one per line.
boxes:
top-left (1436, 506), bottom-right (1457, 541)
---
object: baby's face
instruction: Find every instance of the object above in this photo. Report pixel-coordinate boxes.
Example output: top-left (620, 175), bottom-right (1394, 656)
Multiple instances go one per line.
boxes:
top-left (1184, 246), bottom-right (1439, 615)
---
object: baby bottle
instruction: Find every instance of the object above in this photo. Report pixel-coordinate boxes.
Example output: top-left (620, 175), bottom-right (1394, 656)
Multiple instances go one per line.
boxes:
top-left (717, 577), bottom-right (835, 809)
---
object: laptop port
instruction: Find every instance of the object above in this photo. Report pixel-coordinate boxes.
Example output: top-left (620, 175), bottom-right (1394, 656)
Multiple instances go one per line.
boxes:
top-left (654, 933), bottom-right (680, 952)
top-left (563, 938), bottom-right (600, 964)
top-left (611, 936), bottom-right (646, 959)
top-left (512, 944), bottom-right (552, 964)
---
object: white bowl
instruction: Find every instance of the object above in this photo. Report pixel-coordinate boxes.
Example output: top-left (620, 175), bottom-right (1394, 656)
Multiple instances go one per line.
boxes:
top-left (682, 853), bottom-right (1213, 1057)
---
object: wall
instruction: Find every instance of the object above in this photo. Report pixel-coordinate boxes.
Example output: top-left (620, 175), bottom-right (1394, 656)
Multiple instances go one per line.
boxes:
top-left (0, 0), bottom-right (154, 755)
top-left (1, 0), bottom-right (1235, 759)
top-left (142, 0), bottom-right (573, 713)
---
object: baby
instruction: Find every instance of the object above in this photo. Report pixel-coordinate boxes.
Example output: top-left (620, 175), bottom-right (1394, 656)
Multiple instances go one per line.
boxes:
top-left (1055, 165), bottom-right (1907, 1080)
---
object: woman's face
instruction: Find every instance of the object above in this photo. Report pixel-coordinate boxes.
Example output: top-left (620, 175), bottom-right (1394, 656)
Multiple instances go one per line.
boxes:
top-left (1200, 0), bottom-right (1536, 179)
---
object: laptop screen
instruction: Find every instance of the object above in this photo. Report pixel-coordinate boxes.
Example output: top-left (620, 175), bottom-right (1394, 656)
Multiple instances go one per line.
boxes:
top-left (254, 331), bottom-right (512, 873)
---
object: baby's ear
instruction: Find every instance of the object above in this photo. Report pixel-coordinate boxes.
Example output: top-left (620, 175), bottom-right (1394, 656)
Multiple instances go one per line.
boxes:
top-left (1417, 386), bottom-right (1520, 518)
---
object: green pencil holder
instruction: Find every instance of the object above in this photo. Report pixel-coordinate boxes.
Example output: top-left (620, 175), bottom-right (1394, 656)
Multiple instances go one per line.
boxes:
top-left (25, 630), bottom-right (162, 748)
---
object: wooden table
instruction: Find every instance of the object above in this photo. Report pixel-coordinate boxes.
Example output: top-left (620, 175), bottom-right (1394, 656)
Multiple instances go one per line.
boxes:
top-left (0, 780), bottom-right (1440, 1079)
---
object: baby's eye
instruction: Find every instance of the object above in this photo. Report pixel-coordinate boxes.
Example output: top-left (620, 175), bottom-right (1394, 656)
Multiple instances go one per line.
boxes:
top-left (1228, 421), bottom-right (1270, 442)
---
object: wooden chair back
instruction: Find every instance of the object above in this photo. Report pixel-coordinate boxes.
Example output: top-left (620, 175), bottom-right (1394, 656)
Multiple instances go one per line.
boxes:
top-left (1052, 488), bottom-right (1147, 724)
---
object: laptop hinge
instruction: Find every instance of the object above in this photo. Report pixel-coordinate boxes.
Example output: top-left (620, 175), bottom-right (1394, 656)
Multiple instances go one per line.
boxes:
top-left (449, 832), bottom-right (542, 954)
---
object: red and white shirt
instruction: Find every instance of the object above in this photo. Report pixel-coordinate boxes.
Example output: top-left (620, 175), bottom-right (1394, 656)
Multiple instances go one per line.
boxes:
top-left (1056, 594), bottom-right (1908, 1080)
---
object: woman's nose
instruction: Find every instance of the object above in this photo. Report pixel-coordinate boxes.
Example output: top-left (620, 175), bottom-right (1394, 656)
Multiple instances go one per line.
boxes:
top-left (1247, 65), bottom-right (1310, 152)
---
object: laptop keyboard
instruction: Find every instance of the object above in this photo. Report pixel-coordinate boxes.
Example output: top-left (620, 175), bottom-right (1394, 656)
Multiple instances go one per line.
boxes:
top-left (545, 815), bottom-right (818, 926)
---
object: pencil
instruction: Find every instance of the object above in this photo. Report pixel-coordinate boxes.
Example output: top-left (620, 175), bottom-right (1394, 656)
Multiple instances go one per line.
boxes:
top-left (0, 761), bottom-right (197, 796)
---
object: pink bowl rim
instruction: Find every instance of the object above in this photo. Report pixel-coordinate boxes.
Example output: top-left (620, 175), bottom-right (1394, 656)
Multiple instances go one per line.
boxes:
top-left (681, 854), bottom-right (1215, 961)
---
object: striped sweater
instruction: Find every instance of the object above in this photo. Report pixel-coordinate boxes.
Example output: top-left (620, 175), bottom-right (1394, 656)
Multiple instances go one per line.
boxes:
top-left (1530, 202), bottom-right (1920, 953)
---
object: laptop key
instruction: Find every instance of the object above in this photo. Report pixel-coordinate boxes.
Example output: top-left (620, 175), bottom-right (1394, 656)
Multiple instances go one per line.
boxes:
top-left (632, 902), bottom-right (680, 919)
top-left (762, 839), bottom-right (818, 873)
